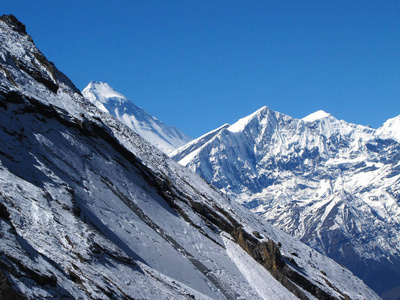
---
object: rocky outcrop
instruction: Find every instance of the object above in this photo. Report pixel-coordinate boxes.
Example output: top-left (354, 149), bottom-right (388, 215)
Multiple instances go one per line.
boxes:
top-left (0, 15), bottom-right (26, 35)
top-left (0, 268), bottom-right (26, 300)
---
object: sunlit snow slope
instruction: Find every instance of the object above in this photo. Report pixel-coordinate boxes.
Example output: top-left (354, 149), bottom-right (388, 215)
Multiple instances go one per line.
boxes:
top-left (0, 14), bottom-right (379, 300)
top-left (377, 114), bottom-right (400, 143)
top-left (82, 81), bottom-right (192, 154)
top-left (172, 105), bottom-right (400, 298)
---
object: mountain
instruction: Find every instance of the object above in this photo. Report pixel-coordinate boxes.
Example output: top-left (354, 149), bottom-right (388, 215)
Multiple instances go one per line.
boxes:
top-left (377, 114), bottom-right (400, 142)
top-left (0, 14), bottom-right (379, 299)
top-left (82, 81), bottom-right (192, 154)
top-left (171, 105), bottom-right (400, 298)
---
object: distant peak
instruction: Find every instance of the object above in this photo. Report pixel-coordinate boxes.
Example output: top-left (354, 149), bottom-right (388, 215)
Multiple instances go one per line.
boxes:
top-left (228, 106), bottom-right (272, 133)
top-left (82, 81), bottom-right (128, 104)
top-left (88, 80), bottom-right (101, 86)
top-left (245, 106), bottom-right (271, 118)
top-left (86, 81), bottom-right (109, 89)
top-left (256, 105), bottom-right (270, 114)
top-left (302, 110), bottom-right (331, 122)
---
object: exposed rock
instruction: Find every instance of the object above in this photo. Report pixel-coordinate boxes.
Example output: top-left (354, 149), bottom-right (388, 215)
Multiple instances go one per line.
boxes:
top-left (0, 15), bottom-right (26, 35)
top-left (0, 14), bottom-right (379, 300)
top-left (172, 103), bottom-right (400, 296)
top-left (0, 268), bottom-right (26, 300)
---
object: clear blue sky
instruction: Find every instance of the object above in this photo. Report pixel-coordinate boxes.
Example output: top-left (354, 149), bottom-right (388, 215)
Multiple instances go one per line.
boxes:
top-left (2, 1), bottom-right (400, 138)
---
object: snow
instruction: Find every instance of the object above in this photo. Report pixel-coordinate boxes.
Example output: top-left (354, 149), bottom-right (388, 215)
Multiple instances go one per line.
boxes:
top-left (169, 123), bottom-right (230, 163)
top-left (82, 81), bottom-right (192, 154)
top-left (82, 81), bottom-right (127, 104)
top-left (302, 110), bottom-right (331, 122)
top-left (228, 106), bottom-right (268, 133)
top-left (0, 14), bottom-right (380, 299)
top-left (172, 102), bottom-right (400, 296)
top-left (377, 114), bottom-right (400, 141)
top-left (223, 235), bottom-right (298, 300)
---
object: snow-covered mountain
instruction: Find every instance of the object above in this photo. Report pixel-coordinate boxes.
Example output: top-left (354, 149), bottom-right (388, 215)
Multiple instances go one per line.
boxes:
top-left (377, 114), bottom-right (400, 142)
top-left (171, 105), bottom-right (400, 298)
top-left (0, 14), bottom-right (379, 299)
top-left (82, 81), bottom-right (192, 154)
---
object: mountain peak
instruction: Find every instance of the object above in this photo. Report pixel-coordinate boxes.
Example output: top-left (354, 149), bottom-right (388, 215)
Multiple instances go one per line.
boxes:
top-left (83, 81), bottom-right (128, 104)
top-left (377, 113), bottom-right (400, 141)
top-left (172, 101), bottom-right (399, 296)
top-left (253, 105), bottom-right (271, 116)
top-left (228, 106), bottom-right (272, 133)
top-left (82, 81), bottom-right (192, 154)
top-left (0, 14), bottom-right (81, 99)
top-left (0, 14), bottom-right (27, 35)
top-left (302, 110), bottom-right (331, 122)
top-left (0, 15), bottom-right (380, 299)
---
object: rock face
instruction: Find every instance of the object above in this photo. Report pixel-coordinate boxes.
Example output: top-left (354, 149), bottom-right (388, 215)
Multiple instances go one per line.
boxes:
top-left (0, 14), bottom-right (379, 299)
top-left (82, 81), bottom-right (192, 154)
top-left (171, 105), bottom-right (400, 297)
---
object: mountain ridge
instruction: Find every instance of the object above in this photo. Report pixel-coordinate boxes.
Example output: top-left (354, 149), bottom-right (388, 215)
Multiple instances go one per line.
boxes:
top-left (82, 81), bottom-right (192, 154)
top-left (0, 14), bottom-right (378, 299)
top-left (171, 104), bottom-right (400, 297)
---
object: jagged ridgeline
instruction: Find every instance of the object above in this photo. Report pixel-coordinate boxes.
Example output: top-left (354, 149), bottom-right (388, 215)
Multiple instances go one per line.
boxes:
top-left (81, 81), bottom-right (193, 155)
top-left (0, 14), bottom-right (378, 299)
top-left (171, 101), bottom-right (400, 297)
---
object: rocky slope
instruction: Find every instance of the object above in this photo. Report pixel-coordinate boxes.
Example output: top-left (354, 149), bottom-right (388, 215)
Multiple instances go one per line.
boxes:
top-left (82, 81), bottom-right (192, 154)
top-left (171, 105), bottom-right (400, 298)
top-left (0, 14), bottom-right (379, 299)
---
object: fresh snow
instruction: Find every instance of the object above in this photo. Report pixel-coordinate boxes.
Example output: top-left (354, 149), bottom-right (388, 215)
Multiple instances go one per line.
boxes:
top-left (0, 14), bottom-right (380, 300)
top-left (377, 114), bottom-right (400, 142)
top-left (228, 106), bottom-right (269, 133)
top-left (82, 81), bottom-right (192, 154)
top-left (82, 81), bottom-right (128, 104)
top-left (172, 103), bottom-right (400, 296)
top-left (302, 110), bottom-right (331, 122)
top-left (223, 235), bottom-right (298, 300)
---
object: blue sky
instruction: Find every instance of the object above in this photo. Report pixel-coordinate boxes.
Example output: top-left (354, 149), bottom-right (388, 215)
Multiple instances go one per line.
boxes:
top-left (3, 1), bottom-right (400, 138)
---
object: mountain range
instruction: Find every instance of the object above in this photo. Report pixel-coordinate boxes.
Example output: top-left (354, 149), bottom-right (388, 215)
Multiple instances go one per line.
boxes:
top-left (82, 81), bottom-right (192, 154)
top-left (0, 14), bottom-right (379, 300)
top-left (171, 105), bottom-right (400, 298)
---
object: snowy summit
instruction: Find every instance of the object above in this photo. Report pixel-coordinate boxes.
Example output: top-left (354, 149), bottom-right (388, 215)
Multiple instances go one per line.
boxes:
top-left (0, 14), bottom-right (379, 299)
top-left (82, 81), bottom-right (128, 112)
top-left (172, 104), bottom-right (400, 297)
top-left (82, 81), bottom-right (192, 154)
top-left (302, 110), bottom-right (331, 122)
